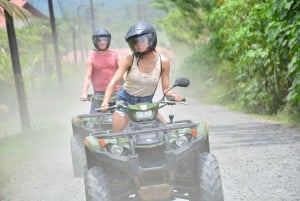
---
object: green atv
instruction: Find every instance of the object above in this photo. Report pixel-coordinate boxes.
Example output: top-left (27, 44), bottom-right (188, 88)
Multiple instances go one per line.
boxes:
top-left (71, 94), bottom-right (116, 177)
top-left (84, 77), bottom-right (224, 201)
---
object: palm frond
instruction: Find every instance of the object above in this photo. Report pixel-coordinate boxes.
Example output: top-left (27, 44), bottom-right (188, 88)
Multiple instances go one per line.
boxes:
top-left (0, 0), bottom-right (32, 25)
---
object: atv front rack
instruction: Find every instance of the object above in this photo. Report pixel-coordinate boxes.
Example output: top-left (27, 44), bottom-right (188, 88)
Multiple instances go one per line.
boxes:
top-left (89, 120), bottom-right (199, 138)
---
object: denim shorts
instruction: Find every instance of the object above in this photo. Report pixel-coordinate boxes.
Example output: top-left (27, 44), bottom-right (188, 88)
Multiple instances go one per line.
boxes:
top-left (116, 89), bottom-right (153, 116)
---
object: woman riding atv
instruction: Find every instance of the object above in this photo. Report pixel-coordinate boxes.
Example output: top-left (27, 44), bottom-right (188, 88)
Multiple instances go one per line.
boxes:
top-left (100, 21), bottom-right (183, 132)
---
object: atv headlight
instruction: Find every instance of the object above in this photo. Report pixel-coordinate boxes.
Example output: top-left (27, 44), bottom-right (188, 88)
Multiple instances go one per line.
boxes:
top-left (85, 121), bottom-right (95, 129)
top-left (110, 144), bottom-right (124, 155)
top-left (136, 110), bottom-right (153, 119)
top-left (175, 136), bottom-right (189, 147)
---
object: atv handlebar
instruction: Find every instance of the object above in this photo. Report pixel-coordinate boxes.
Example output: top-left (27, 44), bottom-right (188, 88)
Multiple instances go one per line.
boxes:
top-left (95, 105), bottom-right (117, 112)
top-left (95, 96), bottom-right (187, 113)
top-left (159, 96), bottom-right (187, 108)
top-left (165, 96), bottom-right (186, 102)
top-left (101, 96), bottom-right (187, 111)
top-left (80, 94), bottom-right (93, 102)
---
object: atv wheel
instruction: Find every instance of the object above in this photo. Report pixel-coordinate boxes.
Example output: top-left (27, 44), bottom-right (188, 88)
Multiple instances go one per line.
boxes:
top-left (85, 167), bottom-right (111, 201)
top-left (196, 152), bottom-right (224, 201)
top-left (71, 134), bottom-right (86, 177)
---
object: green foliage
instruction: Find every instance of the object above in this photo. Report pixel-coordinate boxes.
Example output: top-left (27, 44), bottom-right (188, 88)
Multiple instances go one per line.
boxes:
top-left (152, 0), bottom-right (206, 47)
top-left (0, 47), bottom-right (15, 106)
top-left (207, 0), bottom-right (300, 114)
top-left (0, 47), bottom-right (13, 84)
top-left (178, 43), bottom-right (220, 98)
top-left (153, 0), bottom-right (300, 117)
top-left (268, 0), bottom-right (300, 108)
top-left (0, 18), bottom-right (70, 112)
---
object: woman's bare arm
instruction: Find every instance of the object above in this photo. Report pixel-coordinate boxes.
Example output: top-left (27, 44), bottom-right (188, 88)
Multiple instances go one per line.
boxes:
top-left (101, 54), bottom-right (133, 110)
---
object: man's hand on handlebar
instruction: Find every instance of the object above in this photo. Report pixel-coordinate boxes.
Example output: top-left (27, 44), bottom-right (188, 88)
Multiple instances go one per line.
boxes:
top-left (80, 95), bottom-right (88, 101)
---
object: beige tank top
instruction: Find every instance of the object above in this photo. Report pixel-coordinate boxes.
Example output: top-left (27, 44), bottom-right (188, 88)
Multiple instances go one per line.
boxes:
top-left (124, 55), bottom-right (162, 96)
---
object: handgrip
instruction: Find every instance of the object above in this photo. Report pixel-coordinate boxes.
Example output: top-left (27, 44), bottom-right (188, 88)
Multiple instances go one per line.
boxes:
top-left (166, 96), bottom-right (186, 102)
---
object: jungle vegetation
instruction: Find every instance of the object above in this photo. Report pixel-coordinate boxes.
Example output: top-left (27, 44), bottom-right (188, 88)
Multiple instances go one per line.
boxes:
top-left (153, 0), bottom-right (299, 123)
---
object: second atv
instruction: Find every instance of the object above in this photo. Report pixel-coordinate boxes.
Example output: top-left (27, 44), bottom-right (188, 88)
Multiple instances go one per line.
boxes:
top-left (71, 94), bottom-right (116, 177)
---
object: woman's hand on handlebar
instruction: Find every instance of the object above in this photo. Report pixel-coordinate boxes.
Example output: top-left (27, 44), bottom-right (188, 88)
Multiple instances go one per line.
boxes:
top-left (173, 94), bottom-right (184, 102)
top-left (167, 93), bottom-right (185, 102)
top-left (100, 102), bottom-right (109, 112)
top-left (165, 95), bottom-right (186, 106)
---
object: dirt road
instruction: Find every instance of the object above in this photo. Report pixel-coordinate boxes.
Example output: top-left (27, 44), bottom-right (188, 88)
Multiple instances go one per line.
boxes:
top-left (2, 95), bottom-right (300, 201)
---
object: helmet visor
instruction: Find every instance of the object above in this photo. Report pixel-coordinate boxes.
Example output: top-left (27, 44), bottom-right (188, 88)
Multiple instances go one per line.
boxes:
top-left (95, 36), bottom-right (108, 43)
top-left (127, 33), bottom-right (152, 53)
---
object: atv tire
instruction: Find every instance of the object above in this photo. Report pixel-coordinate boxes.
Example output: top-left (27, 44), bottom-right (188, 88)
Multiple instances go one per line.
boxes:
top-left (196, 152), bottom-right (224, 201)
top-left (71, 134), bottom-right (86, 177)
top-left (85, 167), bottom-right (111, 201)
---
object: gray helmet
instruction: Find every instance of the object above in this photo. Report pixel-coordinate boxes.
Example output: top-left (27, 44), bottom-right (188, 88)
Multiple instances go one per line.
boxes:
top-left (125, 21), bottom-right (157, 56)
top-left (92, 29), bottom-right (111, 51)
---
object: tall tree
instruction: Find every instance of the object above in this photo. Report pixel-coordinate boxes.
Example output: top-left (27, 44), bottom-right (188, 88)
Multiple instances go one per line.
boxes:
top-left (48, 0), bottom-right (64, 90)
top-left (1, 0), bottom-right (32, 132)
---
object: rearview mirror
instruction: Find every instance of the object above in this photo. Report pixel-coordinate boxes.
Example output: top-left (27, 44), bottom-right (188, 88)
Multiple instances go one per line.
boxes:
top-left (173, 77), bottom-right (190, 87)
top-left (162, 77), bottom-right (190, 99)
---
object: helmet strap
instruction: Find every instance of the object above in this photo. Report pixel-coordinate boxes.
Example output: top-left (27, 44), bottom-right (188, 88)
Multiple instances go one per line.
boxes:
top-left (134, 50), bottom-right (155, 66)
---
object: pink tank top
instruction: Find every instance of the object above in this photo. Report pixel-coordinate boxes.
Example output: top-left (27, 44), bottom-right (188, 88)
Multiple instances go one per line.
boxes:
top-left (91, 50), bottom-right (121, 92)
